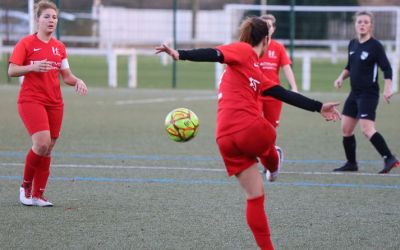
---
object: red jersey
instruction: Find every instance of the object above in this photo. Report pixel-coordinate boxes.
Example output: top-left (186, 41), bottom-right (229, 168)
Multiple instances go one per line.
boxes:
top-left (9, 34), bottom-right (67, 106)
top-left (259, 39), bottom-right (291, 84)
top-left (215, 42), bottom-right (277, 138)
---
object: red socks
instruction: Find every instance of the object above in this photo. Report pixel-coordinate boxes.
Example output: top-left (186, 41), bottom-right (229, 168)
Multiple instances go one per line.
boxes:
top-left (260, 147), bottom-right (279, 173)
top-left (246, 195), bottom-right (274, 250)
top-left (32, 156), bottom-right (51, 198)
top-left (22, 148), bottom-right (51, 198)
top-left (22, 149), bottom-right (42, 188)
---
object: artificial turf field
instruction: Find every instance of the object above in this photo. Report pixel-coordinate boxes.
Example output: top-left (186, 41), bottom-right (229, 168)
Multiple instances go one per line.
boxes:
top-left (0, 85), bottom-right (399, 250)
top-left (1, 55), bottom-right (353, 92)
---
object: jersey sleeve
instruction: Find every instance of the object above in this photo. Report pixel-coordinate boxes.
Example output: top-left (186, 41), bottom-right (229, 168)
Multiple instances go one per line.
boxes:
top-left (59, 42), bottom-right (70, 69)
top-left (344, 40), bottom-right (353, 71)
top-left (216, 42), bottom-right (251, 65)
top-left (9, 40), bottom-right (27, 65)
top-left (60, 41), bottom-right (67, 60)
top-left (278, 43), bottom-right (291, 66)
top-left (375, 41), bottom-right (392, 80)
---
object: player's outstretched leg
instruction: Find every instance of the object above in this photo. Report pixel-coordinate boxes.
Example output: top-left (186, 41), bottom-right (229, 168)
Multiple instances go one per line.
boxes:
top-left (246, 195), bottom-right (274, 250)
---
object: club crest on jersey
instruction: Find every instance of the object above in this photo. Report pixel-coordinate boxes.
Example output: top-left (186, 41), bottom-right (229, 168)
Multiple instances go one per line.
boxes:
top-left (52, 46), bottom-right (61, 56)
top-left (268, 50), bottom-right (277, 59)
top-left (360, 51), bottom-right (369, 60)
top-left (249, 77), bottom-right (260, 91)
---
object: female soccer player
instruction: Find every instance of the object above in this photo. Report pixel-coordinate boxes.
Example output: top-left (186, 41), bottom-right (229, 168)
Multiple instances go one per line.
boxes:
top-left (259, 14), bottom-right (298, 127)
top-left (156, 16), bottom-right (340, 250)
top-left (333, 10), bottom-right (399, 174)
top-left (8, 0), bottom-right (88, 207)
top-left (258, 14), bottom-right (299, 181)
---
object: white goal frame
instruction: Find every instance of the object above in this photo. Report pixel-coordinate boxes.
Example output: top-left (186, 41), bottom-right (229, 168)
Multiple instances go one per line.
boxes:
top-left (221, 4), bottom-right (400, 92)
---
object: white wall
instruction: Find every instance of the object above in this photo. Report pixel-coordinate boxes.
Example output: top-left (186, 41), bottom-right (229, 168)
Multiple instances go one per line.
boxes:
top-left (98, 7), bottom-right (227, 46)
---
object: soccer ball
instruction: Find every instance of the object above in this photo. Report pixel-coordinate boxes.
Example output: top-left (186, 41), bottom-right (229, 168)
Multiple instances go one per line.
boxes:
top-left (164, 108), bottom-right (199, 142)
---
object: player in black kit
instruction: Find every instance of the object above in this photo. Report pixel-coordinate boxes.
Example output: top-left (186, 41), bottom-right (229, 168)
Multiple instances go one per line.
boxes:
top-left (333, 10), bottom-right (399, 174)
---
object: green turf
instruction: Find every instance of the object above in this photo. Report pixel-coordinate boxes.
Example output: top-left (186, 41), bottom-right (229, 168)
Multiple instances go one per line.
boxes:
top-left (2, 53), bottom-right (389, 92)
top-left (0, 54), bottom-right (216, 89)
top-left (0, 86), bottom-right (399, 249)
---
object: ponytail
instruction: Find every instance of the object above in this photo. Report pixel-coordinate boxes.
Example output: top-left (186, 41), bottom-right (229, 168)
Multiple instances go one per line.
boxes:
top-left (239, 17), bottom-right (269, 46)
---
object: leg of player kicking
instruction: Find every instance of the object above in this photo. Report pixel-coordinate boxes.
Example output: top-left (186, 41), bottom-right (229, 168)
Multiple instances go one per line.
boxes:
top-left (237, 164), bottom-right (275, 250)
top-left (260, 146), bottom-right (281, 182)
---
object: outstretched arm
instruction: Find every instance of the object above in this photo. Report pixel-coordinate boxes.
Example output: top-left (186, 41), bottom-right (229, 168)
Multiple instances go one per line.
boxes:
top-left (263, 85), bottom-right (341, 121)
top-left (155, 43), bottom-right (223, 63)
top-left (155, 44), bottom-right (180, 60)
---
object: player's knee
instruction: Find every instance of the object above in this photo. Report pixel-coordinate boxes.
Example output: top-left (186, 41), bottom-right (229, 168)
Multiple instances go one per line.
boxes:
top-left (342, 131), bottom-right (353, 137)
top-left (247, 190), bottom-right (265, 200)
top-left (341, 126), bottom-right (354, 136)
top-left (33, 141), bottom-right (51, 156)
top-left (361, 127), bottom-right (375, 139)
top-left (44, 143), bottom-right (56, 157)
top-left (342, 128), bottom-right (354, 137)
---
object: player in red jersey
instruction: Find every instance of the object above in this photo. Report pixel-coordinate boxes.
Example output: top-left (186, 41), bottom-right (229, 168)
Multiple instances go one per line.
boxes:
top-left (259, 14), bottom-right (298, 127)
top-left (156, 17), bottom-right (340, 250)
top-left (258, 14), bottom-right (300, 181)
top-left (8, 0), bottom-right (87, 207)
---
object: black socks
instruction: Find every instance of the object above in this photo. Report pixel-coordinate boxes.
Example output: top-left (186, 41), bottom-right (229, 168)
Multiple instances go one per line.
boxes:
top-left (343, 135), bottom-right (357, 163)
top-left (370, 132), bottom-right (392, 159)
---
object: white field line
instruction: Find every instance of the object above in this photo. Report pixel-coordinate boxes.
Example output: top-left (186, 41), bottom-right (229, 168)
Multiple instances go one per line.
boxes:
top-left (183, 96), bottom-right (217, 101)
top-left (0, 162), bottom-right (224, 172)
top-left (115, 95), bottom-right (216, 105)
top-left (1, 162), bottom-right (399, 177)
top-left (115, 97), bottom-right (177, 105)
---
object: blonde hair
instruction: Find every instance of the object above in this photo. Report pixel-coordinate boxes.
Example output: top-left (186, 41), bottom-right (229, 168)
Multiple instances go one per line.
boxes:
top-left (354, 10), bottom-right (374, 25)
top-left (35, 0), bottom-right (58, 18)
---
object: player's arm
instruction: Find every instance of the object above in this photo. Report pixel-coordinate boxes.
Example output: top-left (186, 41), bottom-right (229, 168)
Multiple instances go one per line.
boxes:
top-left (383, 78), bottom-right (393, 103)
top-left (334, 69), bottom-right (349, 89)
top-left (282, 64), bottom-right (298, 92)
top-left (60, 63), bottom-right (88, 96)
top-left (376, 42), bottom-right (392, 81)
top-left (335, 41), bottom-right (353, 89)
top-left (262, 85), bottom-right (341, 121)
top-left (155, 43), bottom-right (224, 63)
top-left (8, 41), bottom-right (54, 76)
top-left (376, 43), bottom-right (394, 103)
top-left (379, 45), bottom-right (394, 103)
top-left (8, 63), bottom-right (33, 77)
top-left (8, 60), bottom-right (55, 77)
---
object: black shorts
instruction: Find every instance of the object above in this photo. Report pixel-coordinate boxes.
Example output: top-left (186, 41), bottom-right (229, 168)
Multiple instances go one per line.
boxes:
top-left (342, 92), bottom-right (379, 121)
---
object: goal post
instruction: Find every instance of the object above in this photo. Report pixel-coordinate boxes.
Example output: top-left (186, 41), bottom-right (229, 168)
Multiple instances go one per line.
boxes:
top-left (221, 4), bottom-right (400, 92)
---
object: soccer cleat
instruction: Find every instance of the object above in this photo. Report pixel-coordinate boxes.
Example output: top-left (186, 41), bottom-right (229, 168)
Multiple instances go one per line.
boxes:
top-left (379, 155), bottom-right (400, 174)
top-left (333, 162), bottom-right (358, 172)
top-left (32, 196), bottom-right (53, 207)
top-left (265, 146), bottom-right (284, 182)
top-left (19, 186), bottom-right (33, 206)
